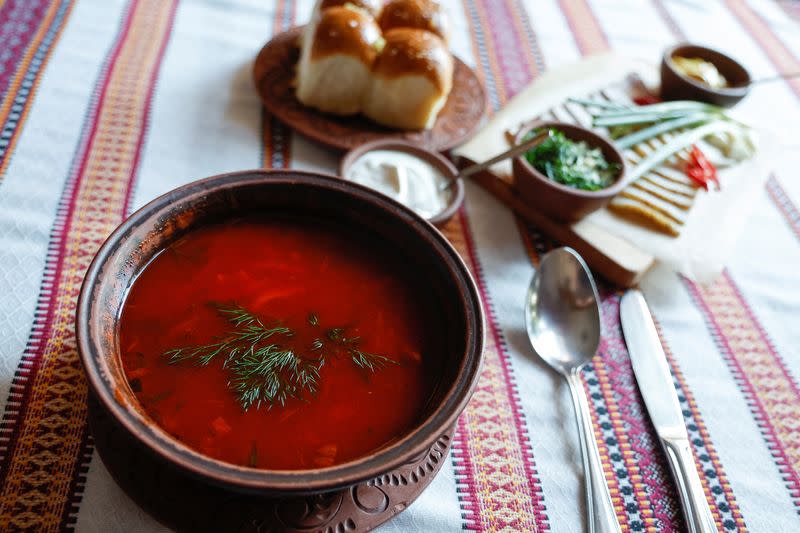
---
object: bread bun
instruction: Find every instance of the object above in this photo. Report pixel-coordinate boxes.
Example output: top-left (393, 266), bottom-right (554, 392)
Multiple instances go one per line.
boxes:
top-left (295, 0), bottom-right (454, 129)
top-left (316, 0), bottom-right (384, 17)
top-left (296, 6), bottom-right (382, 115)
top-left (362, 28), bottom-right (452, 130)
top-left (377, 0), bottom-right (449, 43)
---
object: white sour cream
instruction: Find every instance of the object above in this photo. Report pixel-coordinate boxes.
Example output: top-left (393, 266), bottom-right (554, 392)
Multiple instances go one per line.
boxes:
top-left (345, 149), bottom-right (453, 219)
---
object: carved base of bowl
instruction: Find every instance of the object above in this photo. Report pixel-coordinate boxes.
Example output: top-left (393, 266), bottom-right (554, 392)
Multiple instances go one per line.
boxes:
top-left (88, 394), bottom-right (453, 532)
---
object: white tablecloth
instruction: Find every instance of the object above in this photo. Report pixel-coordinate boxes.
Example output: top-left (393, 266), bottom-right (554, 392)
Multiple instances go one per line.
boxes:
top-left (0, 0), bottom-right (799, 531)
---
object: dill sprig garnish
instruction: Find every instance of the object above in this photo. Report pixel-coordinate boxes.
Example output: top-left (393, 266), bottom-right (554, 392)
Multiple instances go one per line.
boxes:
top-left (162, 305), bottom-right (398, 411)
top-left (228, 347), bottom-right (321, 411)
top-left (350, 349), bottom-right (396, 372)
top-left (324, 326), bottom-right (395, 371)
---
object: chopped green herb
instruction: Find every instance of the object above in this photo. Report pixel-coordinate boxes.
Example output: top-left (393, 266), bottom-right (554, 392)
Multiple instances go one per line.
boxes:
top-left (523, 129), bottom-right (620, 191)
top-left (163, 304), bottom-right (398, 412)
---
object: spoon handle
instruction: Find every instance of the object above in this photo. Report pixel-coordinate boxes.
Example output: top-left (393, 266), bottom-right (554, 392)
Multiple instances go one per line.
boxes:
top-left (566, 371), bottom-right (623, 533)
top-left (438, 130), bottom-right (550, 191)
top-left (458, 130), bottom-right (550, 179)
top-left (746, 71), bottom-right (800, 86)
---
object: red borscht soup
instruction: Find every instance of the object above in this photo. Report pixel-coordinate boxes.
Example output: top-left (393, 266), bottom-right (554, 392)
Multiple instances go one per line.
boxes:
top-left (119, 217), bottom-right (443, 470)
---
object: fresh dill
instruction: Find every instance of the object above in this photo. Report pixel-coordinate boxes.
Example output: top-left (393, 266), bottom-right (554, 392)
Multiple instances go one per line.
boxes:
top-left (162, 304), bottom-right (398, 411)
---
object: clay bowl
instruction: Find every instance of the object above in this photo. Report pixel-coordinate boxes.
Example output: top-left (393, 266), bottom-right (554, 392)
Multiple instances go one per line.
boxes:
top-left (512, 121), bottom-right (627, 223)
top-left (76, 170), bottom-right (484, 499)
top-left (340, 139), bottom-right (464, 227)
top-left (661, 43), bottom-right (751, 107)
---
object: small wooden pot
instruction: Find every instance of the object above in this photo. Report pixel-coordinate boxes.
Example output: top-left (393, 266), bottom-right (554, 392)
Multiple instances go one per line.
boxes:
top-left (661, 43), bottom-right (751, 107)
top-left (340, 139), bottom-right (464, 227)
top-left (512, 121), bottom-right (627, 223)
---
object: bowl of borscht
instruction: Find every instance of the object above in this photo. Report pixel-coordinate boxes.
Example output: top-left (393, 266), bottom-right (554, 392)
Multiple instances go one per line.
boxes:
top-left (76, 169), bottom-right (484, 505)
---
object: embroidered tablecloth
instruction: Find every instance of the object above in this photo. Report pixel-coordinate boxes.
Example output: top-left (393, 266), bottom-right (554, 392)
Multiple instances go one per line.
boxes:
top-left (0, 0), bottom-right (799, 531)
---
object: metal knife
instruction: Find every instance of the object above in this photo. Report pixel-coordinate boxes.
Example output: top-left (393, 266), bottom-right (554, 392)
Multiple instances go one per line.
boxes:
top-left (620, 290), bottom-right (718, 533)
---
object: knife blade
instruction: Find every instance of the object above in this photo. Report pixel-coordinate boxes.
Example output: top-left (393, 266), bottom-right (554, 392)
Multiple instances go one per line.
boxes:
top-left (620, 289), bottom-right (717, 533)
top-left (620, 290), bottom-right (686, 440)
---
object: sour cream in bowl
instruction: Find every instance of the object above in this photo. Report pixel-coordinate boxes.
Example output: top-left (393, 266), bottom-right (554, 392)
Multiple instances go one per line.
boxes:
top-left (340, 140), bottom-right (464, 227)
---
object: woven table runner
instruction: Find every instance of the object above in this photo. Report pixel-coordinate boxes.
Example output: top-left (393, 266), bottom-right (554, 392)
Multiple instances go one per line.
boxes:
top-left (0, 1), bottom-right (799, 531)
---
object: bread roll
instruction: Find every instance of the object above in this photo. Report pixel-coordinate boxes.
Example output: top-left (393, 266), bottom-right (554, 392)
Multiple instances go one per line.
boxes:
top-left (296, 6), bottom-right (383, 115)
top-left (377, 0), bottom-right (449, 43)
top-left (362, 28), bottom-right (452, 130)
top-left (316, 0), bottom-right (384, 17)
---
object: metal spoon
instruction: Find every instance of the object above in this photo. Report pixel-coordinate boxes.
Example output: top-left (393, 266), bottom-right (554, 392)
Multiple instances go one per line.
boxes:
top-left (438, 130), bottom-right (550, 192)
top-left (524, 247), bottom-right (621, 533)
top-left (731, 71), bottom-right (800, 87)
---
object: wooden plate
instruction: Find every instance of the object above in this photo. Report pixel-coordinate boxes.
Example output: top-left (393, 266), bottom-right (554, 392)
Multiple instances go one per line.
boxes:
top-left (252, 26), bottom-right (487, 151)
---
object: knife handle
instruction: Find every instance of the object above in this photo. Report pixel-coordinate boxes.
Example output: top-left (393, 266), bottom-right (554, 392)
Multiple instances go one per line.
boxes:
top-left (663, 437), bottom-right (719, 533)
top-left (567, 372), bottom-right (622, 533)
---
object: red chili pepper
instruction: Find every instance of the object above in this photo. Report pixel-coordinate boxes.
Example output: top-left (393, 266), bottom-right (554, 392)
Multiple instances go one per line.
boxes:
top-left (690, 146), bottom-right (709, 171)
top-left (686, 167), bottom-right (709, 190)
top-left (633, 94), bottom-right (661, 106)
top-left (692, 145), bottom-right (719, 190)
top-left (685, 145), bottom-right (719, 191)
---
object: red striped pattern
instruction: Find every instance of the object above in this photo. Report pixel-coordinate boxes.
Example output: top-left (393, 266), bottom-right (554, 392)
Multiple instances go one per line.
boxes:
top-left (0, 0), bottom-right (75, 179)
top-left (556, 0), bottom-right (609, 54)
top-left (658, 0), bottom-right (800, 514)
top-left (445, 210), bottom-right (546, 532)
top-left (460, 0), bottom-right (543, 109)
top-left (0, 0), bottom-right (137, 501)
top-left (591, 294), bottom-right (679, 531)
top-left (262, 0), bottom-right (294, 168)
top-left (684, 272), bottom-right (800, 510)
top-left (766, 175), bottom-right (800, 239)
top-left (451, 0), bottom-right (549, 529)
top-left (725, 0), bottom-right (800, 98)
top-left (721, 1), bottom-right (800, 240)
top-left (0, 1), bottom-right (179, 529)
top-left (652, 317), bottom-right (745, 531)
top-left (774, 0), bottom-right (800, 22)
top-left (650, 0), bottom-right (686, 40)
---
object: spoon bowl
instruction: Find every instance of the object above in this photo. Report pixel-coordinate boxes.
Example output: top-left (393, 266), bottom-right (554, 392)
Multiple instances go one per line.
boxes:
top-left (525, 247), bottom-right (601, 374)
top-left (524, 247), bottom-right (621, 533)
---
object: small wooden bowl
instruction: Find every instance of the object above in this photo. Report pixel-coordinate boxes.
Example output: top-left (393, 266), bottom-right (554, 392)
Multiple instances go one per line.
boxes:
top-left (340, 140), bottom-right (464, 227)
top-left (661, 43), bottom-right (751, 107)
top-left (76, 170), bottom-right (485, 511)
top-left (512, 121), bottom-right (627, 223)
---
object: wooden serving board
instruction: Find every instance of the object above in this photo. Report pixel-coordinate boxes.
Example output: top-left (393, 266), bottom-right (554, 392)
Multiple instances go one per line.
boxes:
top-left (457, 161), bottom-right (653, 287)
top-left (453, 55), bottom-right (658, 287)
